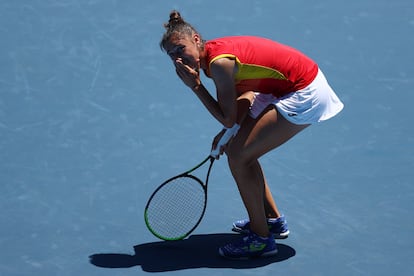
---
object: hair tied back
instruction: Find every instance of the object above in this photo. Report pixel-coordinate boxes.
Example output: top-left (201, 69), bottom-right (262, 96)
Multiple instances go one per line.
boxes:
top-left (160, 10), bottom-right (201, 51)
top-left (164, 10), bottom-right (184, 29)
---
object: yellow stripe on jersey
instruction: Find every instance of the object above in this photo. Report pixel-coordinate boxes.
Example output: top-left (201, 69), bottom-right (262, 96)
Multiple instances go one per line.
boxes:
top-left (209, 54), bottom-right (287, 83)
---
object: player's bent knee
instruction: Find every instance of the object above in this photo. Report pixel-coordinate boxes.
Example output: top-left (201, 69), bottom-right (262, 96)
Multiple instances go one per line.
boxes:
top-left (226, 147), bottom-right (255, 168)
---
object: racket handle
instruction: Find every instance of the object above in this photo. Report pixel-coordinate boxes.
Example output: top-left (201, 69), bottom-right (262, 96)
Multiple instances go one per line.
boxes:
top-left (210, 123), bottom-right (240, 158)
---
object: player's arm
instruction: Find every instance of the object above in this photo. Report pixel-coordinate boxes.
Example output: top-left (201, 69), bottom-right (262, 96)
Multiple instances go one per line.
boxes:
top-left (174, 56), bottom-right (240, 127)
top-left (209, 58), bottom-right (238, 128)
top-left (190, 58), bottom-right (238, 128)
top-left (235, 91), bottom-right (255, 125)
top-left (210, 91), bottom-right (254, 158)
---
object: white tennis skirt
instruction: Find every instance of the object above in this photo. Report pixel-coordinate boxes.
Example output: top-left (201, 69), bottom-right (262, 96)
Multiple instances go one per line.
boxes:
top-left (249, 69), bottom-right (344, 125)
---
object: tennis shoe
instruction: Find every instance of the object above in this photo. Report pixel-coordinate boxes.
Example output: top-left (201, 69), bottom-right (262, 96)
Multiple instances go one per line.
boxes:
top-left (218, 232), bottom-right (278, 260)
top-left (232, 215), bottom-right (289, 239)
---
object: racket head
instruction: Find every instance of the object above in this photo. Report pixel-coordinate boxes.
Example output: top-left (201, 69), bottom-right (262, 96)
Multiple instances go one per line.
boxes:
top-left (144, 174), bottom-right (207, 241)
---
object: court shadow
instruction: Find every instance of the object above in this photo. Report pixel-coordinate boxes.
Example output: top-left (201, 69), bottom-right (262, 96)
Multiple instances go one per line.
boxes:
top-left (89, 233), bottom-right (296, 272)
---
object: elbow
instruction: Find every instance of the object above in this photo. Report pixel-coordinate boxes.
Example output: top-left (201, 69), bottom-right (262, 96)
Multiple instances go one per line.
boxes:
top-left (223, 122), bottom-right (233, 129)
top-left (222, 118), bottom-right (236, 128)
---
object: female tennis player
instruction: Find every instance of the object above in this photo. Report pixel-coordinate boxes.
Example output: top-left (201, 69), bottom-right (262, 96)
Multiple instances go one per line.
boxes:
top-left (160, 10), bottom-right (344, 259)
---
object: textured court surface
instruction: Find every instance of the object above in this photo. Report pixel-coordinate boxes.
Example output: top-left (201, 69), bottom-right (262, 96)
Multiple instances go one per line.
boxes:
top-left (1, 1), bottom-right (413, 275)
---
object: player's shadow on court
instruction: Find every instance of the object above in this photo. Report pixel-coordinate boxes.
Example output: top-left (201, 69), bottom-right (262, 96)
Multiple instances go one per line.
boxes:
top-left (89, 233), bottom-right (296, 272)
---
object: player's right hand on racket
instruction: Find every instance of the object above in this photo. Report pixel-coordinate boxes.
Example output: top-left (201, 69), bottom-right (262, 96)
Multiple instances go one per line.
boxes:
top-left (210, 123), bottom-right (241, 159)
top-left (211, 129), bottom-right (227, 159)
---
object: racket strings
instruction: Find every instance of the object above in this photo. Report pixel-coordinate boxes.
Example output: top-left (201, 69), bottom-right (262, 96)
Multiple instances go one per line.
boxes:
top-left (146, 176), bottom-right (206, 240)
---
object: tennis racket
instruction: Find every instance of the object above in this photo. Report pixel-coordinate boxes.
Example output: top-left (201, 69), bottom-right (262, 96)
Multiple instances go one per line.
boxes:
top-left (144, 155), bottom-right (215, 240)
top-left (144, 124), bottom-right (238, 241)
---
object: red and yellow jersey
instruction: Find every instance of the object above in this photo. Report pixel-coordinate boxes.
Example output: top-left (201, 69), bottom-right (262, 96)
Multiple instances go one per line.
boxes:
top-left (203, 36), bottom-right (318, 98)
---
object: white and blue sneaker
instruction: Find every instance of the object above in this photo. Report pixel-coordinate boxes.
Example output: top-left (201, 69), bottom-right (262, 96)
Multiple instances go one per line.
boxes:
top-left (219, 232), bottom-right (278, 260)
top-left (232, 215), bottom-right (290, 239)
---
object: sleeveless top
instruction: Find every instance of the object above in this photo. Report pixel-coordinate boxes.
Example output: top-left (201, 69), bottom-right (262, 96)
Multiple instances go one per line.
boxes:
top-left (203, 36), bottom-right (318, 98)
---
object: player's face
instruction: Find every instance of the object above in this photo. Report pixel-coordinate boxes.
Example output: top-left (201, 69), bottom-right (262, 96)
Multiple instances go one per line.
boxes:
top-left (166, 34), bottom-right (200, 70)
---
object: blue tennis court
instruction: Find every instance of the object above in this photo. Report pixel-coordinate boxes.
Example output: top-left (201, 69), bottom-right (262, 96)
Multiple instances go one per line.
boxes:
top-left (1, 0), bottom-right (413, 275)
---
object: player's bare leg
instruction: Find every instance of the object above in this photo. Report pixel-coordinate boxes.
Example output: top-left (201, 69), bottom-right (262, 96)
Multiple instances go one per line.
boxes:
top-left (226, 106), bottom-right (309, 237)
top-left (263, 177), bottom-right (281, 218)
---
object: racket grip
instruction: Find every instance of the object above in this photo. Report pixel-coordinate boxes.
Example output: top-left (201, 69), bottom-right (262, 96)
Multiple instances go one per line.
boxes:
top-left (210, 123), bottom-right (240, 158)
